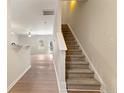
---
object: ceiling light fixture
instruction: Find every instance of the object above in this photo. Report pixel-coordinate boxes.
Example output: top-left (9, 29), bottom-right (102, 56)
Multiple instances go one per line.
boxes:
top-left (62, 0), bottom-right (87, 1)
top-left (70, 0), bottom-right (77, 12)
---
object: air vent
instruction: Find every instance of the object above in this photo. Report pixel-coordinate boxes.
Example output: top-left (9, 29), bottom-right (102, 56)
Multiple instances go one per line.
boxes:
top-left (43, 10), bottom-right (54, 15)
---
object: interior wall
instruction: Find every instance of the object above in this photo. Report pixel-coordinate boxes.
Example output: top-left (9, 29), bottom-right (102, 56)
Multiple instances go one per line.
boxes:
top-left (7, 1), bottom-right (31, 90)
top-left (18, 35), bottom-right (52, 54)
top-left (62, 0), bottom-right (116, 93)
top-left (7, 24), bottom-right (31, 91)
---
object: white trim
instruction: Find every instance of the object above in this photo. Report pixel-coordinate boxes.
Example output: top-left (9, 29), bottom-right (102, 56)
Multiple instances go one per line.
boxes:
top-left (57, 31), bottom-right (67, 51)
top-left (53, 58), bottom-right (61, 92)
top-left (53, 58), bottom-right (67, 93)
top-left (68, 24), bottom-right (108, 93)
top-left (7, 65), bottom-right (31, 92)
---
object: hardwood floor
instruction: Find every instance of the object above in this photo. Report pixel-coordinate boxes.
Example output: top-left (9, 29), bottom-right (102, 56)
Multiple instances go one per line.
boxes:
top-left (9, 54), bottom-right (59, 93)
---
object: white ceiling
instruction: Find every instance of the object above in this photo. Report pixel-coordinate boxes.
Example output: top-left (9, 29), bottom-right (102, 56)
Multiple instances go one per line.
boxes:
top-left (10, 0), bottom-right (57, 35)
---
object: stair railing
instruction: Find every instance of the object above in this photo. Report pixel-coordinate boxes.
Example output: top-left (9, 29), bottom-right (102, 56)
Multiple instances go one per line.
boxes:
top-left (52, 1), bottom-right (67, 93)
top-left (53, 30), bottom-right (67, 93)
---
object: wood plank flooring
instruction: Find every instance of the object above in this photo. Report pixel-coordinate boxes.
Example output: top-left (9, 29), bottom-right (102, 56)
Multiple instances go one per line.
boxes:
top-left (9, 54), bottom-right (59, 93)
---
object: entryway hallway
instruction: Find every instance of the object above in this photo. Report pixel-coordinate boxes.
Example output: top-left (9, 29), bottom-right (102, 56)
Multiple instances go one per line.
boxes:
top-left (9, 54), bottom-right (59, 93)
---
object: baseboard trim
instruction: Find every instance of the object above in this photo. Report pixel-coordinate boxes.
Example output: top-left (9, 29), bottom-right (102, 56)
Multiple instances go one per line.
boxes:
top-left (53, 59), bottom-right (61, 92)
top-left (7, 65), bottom-right (31, 92)
top-left (67, 24), bottom-right (108, 93)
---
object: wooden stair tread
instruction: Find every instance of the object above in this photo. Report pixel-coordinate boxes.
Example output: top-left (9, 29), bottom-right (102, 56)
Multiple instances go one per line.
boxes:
top-left (67, 78), bottom-right (100, 86)
top-left (67, 69), bottom-right (93, 74)
top-left (66, 61), bottom-right (89, 65)
top-left (66, 55), bottom-right (85, 57)
top-left (67, 49), bottom-right (82, 51)
top-left (68, 90), bottom-right (101, 93)
top-left (67, 44), bottom-right (79, 47)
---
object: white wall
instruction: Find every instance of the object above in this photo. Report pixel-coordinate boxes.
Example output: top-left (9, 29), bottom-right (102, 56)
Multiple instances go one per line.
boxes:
top-left (8, 31), bottom-right (31, 91)
top-left (62, 0), bottom-right (116, 93)
top-left (18, 35), bottom-right (52, 54)
top-left (7, 1), bottom-right (31, 91)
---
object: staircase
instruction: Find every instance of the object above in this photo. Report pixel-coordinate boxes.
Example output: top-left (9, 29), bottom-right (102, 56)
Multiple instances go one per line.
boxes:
top-left (62, 24), bottom-right (101, 93)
